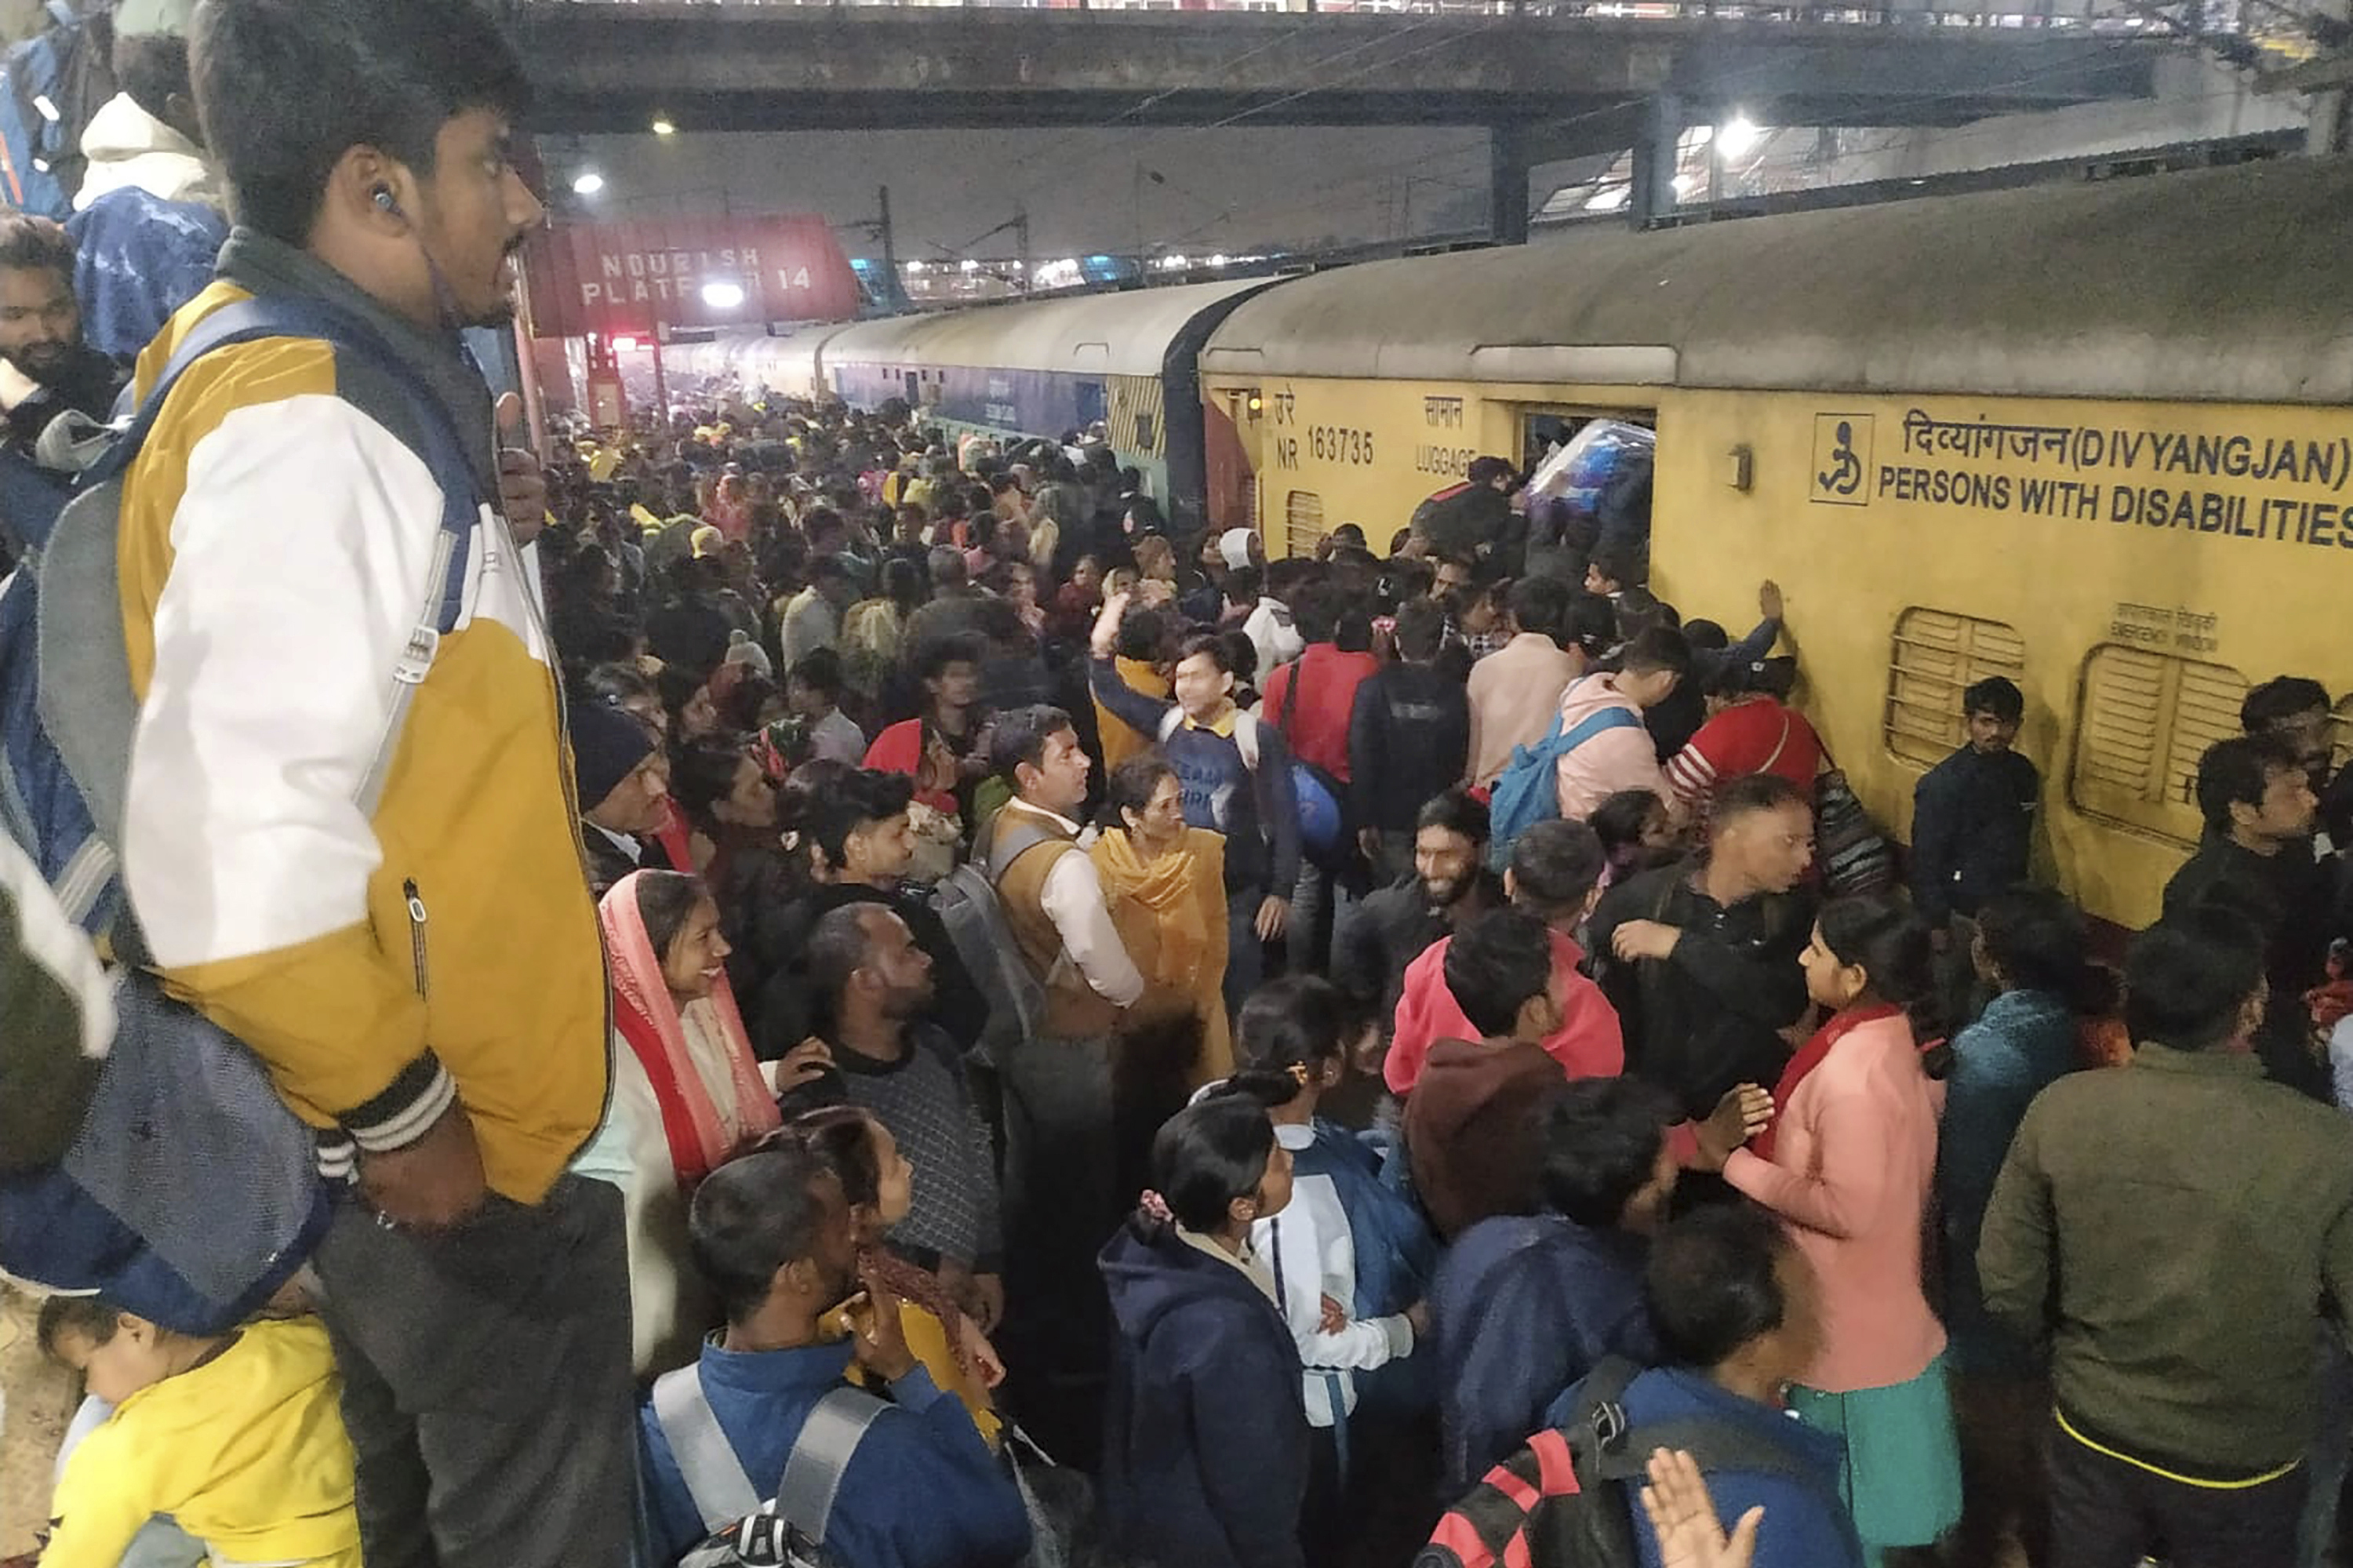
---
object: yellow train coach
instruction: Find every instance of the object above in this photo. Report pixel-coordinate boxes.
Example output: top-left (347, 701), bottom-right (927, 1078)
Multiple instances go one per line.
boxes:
top-left (1196, 158), bottom-right (2353, 930)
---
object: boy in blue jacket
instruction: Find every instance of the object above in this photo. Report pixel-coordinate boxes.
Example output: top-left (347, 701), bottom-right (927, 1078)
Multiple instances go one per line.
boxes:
top-left (1433, 1077), bottom-right (1678, 1497)
top-left (637, 1145), bottom-right (1031, 1568)
top-left (1563, 1202), bottom-right (1866, 1568)
top-left (1091, 589), bottom-right (1301, 1011)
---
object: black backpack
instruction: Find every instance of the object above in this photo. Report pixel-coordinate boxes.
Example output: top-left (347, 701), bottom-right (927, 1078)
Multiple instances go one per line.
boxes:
top-left (1415, 1359), bottom-right (1845, 1568)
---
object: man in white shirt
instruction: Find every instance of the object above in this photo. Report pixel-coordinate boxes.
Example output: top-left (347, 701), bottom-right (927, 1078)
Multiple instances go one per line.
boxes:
top-left (784, 646), bottom-right (867, 766)
top-left (977, 704), bottom-right (1145, 1462)
top-left (780, 553), bottom-right (859, 668)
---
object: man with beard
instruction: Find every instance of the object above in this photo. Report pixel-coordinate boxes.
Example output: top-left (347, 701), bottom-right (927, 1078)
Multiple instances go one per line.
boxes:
top-left (638, 1142), bottom-right (1030, 1568)
top-left (1333, 787), bottom-right (1503, 1058)
top-left (117, 3), bottom-right (619, 1561)
top-left (801, 903), bottom-right (1006, 1334)
top-left (0, 214), bottom-right (127, 566)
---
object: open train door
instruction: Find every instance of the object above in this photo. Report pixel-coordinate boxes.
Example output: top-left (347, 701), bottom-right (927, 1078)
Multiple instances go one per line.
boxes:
top-left (1202, 387), bottom-right (1261, 541)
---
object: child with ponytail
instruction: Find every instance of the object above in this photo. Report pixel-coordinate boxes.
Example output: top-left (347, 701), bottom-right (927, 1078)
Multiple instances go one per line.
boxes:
top-left (1718, 892), bottom-right (1962, 1565)
top-left (1098, 1097), bottom-right (1309, 1568)
top-left (1217, 977), bottom-right (1439, 1567)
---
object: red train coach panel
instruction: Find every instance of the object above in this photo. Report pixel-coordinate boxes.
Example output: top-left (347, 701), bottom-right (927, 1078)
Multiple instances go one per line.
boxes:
top-left (522, 216), bottom-right (863, 340)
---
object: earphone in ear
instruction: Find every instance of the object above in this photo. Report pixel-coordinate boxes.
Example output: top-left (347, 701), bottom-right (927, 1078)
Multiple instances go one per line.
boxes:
top-left (372, 187), bottom-right (400, 215)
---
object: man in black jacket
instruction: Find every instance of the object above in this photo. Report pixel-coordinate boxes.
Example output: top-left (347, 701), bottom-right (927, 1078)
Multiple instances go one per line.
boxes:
top-left (1911, 676), bottom-right (2038, 1018)
top-left (1911, 675), bottom-right (2038, 930)
top-left (1587, 773), bottom-right (1817, 1119)
top-left (1333, 787), bottom-right (1501, 1038)
top-left (2164, 733), bottom-right (2333, 1100)
top-left (1349, 599), bottom-right (1471, 886)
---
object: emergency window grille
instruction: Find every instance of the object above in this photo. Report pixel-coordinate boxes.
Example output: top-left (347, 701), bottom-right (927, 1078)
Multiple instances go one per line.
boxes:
top-left (1285, 490), bottom-right (1326, 559)
top-left (1883, 609), bottom-right (2026, 768)
top-left (2071, 646), bottom-right (2249, 847)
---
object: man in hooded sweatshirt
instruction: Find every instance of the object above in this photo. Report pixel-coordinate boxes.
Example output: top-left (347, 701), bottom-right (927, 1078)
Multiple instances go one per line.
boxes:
top-left (1430, 1076), bottom-right (1679, 1498)
top-left (1401, 908), bottom-right (1575, 1240)
top-left (1551, 626), bottom-right (1693, 825)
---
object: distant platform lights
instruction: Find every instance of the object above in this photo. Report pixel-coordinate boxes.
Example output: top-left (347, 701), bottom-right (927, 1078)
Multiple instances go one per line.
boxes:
top-left (701, 281), bottom-right (747, 311)
top-left (651, 117), bottom-right (677, 136)
top-left (1715, 115), bottom-right (1764, 160)
top-left (572, 170), bottom-right (606, 198)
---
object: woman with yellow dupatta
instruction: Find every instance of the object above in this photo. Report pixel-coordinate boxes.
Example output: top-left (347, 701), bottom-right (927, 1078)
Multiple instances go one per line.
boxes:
top-left (1091, 755), bottom-right (1234, 1086)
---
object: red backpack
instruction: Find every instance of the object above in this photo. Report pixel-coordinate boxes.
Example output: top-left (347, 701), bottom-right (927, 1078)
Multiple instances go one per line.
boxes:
top-left (1416, 1359), bottom-right (1831, 1568)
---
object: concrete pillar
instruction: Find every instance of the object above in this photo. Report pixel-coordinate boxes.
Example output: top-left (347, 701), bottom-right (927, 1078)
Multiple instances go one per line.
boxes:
top-left (2311, 89), bottom-right (2350, 156)
top-left (1628, 93), bottom-right (1683, 228)
top-left (1489, 121), bottom-right (1532, 246)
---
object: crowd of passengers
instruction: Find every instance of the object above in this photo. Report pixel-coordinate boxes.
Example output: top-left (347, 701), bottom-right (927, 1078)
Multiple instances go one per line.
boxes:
top-left (10, 6), bottom-right (2353, 1568)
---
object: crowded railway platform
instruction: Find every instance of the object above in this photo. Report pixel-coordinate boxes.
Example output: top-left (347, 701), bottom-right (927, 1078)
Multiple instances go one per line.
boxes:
top-left (5, 2), bottom-right (2353, 1567)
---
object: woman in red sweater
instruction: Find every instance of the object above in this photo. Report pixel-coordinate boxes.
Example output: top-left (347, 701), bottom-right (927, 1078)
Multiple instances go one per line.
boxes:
top-left (1720, 893), bottom-right (1962, 1563)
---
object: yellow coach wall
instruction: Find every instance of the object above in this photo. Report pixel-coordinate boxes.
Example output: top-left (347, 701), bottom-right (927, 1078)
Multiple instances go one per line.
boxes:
top-left (1653, 388), bottom-right (2353, 930)
top-left (1204, 369), bottom-right (2353, 929)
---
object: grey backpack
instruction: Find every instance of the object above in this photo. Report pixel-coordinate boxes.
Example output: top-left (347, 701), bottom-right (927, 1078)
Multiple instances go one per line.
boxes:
top-left (929, 813), bottom-right (1062, 1062)
top-left (655, 1366), bottom-right (889, 1568)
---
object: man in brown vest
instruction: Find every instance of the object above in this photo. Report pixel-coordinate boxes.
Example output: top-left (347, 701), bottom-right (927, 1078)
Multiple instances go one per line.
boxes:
top-left (977, 704), bottom-right (1145, 1466)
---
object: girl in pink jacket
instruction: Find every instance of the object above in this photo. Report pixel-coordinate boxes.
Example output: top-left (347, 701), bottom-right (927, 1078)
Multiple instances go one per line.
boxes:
top-left (1721, 893), bottom-right (1962, 1563)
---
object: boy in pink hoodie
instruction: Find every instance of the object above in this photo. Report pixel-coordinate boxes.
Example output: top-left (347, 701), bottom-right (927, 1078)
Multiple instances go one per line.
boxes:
top-left (1387, 820), bottom-right (1624, 1096)
top-left (1554, 628), bottom-right (1691, 824)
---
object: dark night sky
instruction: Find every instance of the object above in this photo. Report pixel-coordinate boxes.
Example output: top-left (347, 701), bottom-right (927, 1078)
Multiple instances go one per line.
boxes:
top-left (562, 126), bottom-right (1516, 261)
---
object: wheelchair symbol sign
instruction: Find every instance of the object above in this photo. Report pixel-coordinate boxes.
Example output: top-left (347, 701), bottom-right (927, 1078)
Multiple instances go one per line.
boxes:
top-left (1811, 414), bottom-right (1873, 507)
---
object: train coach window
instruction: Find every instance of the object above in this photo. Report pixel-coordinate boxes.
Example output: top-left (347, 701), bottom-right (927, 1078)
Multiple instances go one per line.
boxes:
top-left (1883, 608), bottom-right (2026, 768)
top-left (2071, 646), bottom-right (2249, 849)
top-left (1285, 490), bottom-right (1326, 558)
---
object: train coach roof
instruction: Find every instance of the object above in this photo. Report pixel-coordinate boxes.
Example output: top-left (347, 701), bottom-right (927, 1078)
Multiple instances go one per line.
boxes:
top-left (824, 277), bottom-right (1278, 379)
top-left (696, 325), bottom-right (846, 387)
top-left (1198, 157), bottom-right (2353, 407)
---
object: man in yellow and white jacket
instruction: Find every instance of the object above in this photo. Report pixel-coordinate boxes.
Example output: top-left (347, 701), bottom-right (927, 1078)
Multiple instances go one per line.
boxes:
top-left (113, 2), bottom-right (632, 1562)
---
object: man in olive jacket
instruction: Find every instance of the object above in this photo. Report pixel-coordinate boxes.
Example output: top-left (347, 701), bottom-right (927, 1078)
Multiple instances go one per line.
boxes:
top-left (1979, 907), bottom-right (2353, 1568)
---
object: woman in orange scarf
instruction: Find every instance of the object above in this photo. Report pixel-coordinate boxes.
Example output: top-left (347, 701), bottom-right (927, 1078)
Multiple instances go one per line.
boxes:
top-left (1091, 755), bottom-right (1233, 1085)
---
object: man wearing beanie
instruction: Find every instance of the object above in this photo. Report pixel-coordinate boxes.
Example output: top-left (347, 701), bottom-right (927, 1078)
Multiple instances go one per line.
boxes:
top-left (573, 698), bottom-right (669, 898)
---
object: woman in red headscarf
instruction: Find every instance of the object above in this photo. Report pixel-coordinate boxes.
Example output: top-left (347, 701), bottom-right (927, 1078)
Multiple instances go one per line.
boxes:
top-left (599, 870), bottom-right (825, 1371)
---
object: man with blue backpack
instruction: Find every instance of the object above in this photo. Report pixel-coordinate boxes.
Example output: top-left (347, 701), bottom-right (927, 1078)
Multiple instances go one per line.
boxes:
top-left (55, 1), bottom-right (629, 1562)
top-left (1486, 628), bottom-right (1690, 873)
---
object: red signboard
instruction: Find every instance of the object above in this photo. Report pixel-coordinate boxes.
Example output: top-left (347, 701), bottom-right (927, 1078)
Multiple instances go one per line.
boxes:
top-left (522, 215), bottom-right (864, 340)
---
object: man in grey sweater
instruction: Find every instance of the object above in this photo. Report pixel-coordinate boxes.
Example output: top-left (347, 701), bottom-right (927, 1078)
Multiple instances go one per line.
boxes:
top-left (803, 902), bottom-right (1005, 1333)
